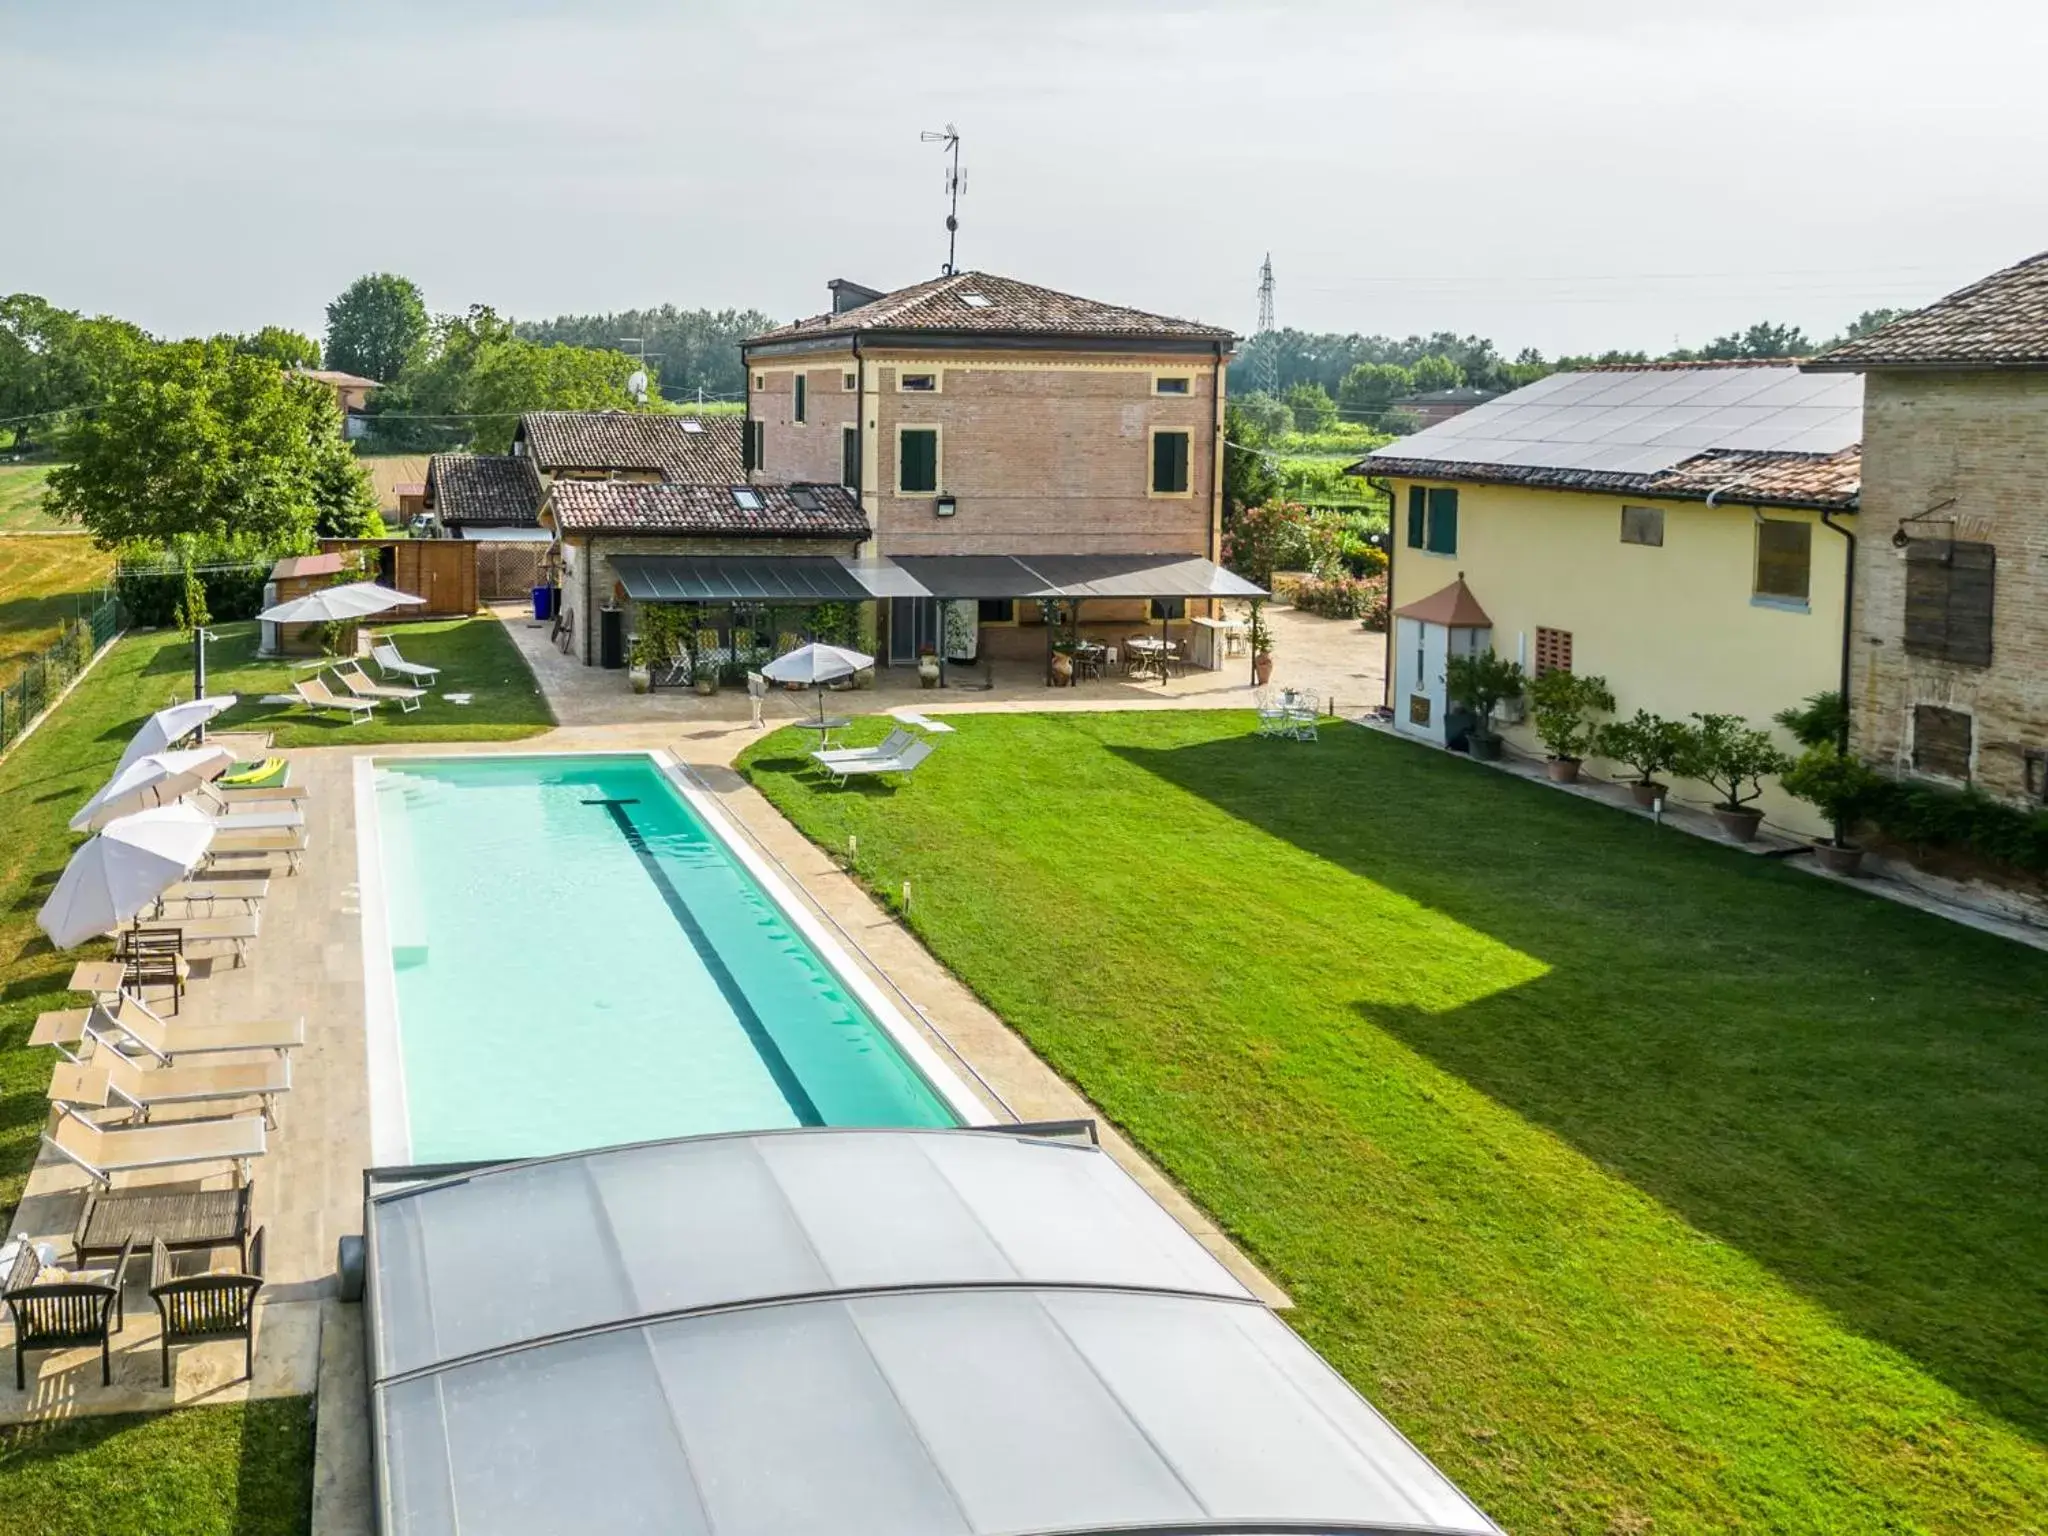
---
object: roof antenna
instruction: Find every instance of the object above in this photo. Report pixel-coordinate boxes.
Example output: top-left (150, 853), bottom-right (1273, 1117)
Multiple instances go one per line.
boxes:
top-left (919, 124), bottom-right (964, 276)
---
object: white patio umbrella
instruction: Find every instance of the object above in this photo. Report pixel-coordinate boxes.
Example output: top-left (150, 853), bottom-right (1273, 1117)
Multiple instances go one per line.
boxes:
top-left (37, 803), bottom-right (216, 951)
top-left (114, 695), bottom-right (240, 776)
top-left (762, 643), bottom-right (874, 723)
top-left (256, 581), bottom-right (427, 625)
top-left (70, 746), bottom-right (236, 832)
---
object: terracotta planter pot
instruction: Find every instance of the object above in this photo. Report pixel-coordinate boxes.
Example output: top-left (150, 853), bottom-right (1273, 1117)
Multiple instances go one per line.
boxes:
top-left (1468, 732), bottom-right (1504, 762)
top-left (1628, 780), bottom-right (1667, 810)
top-left (1545, 757), bottom-right (1581, 784)
top-left (693, 676), bottom-right (718, 697)
top-left (1253, 653), bottom-right (1274, 686)
top-left (1712, 805), bottom-right (1764, 842)
top-left (1812, 841), bottom-right (1865, 876)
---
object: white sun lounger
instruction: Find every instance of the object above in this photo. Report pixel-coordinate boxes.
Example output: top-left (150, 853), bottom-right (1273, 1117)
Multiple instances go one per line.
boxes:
top-left (812, 728), bottom-right (916, 766)
top-left (112, 913), bottom-right (261, 966)
top-left (336, 660), bottom-right (425, 713)
top-left (42, 1105), bottom-right (265, 1187)
top-left (62, 1024), bottom-right (292, 1127)
top-left (295, 676), bottom-right (376, 724)
top-left (812, 737), bottom-right (934, 786)
top-left (206, 825), bottom-right (308, 873)
top-left (151, 877), bottom-right (270, 915)
top-left (372, 640), bottom-right (441, 684)
top-left (80, 993), bottom-right (305, 1062)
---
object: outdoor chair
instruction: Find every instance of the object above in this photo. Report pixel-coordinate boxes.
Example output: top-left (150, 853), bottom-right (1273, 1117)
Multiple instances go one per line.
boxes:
top-left (654, 637), bottom-right (693, 690)
top-left (335, 661), bottom-right (424, 714)
top-left (293, 677), bottom-right (376, 725)
top-left (1284, 688), bottom-right (1321, 741)
top-left (813, 728), bottom-right (916, 767)
top-left (115, 912), bottom-right (259, 967)
top-left (150, 1226), bottom-right (264, 1388)
top-left (371, 640), bottom-right (441, 685)
top-left (82, 992), bottom-right (305, 1063)
top-left (813, 737), bottom-right (934, 787)
top-left (116, 927), bottom-right (187, 1007)
top-left (65, 1021), bottom-right (292, 1127)
top-left (5, 1234), bottom-right (135, 1388)
top-left (1254, 689), bottom-right (1293, 738)
top-left (42, 1104), bottom-right (266, 1188)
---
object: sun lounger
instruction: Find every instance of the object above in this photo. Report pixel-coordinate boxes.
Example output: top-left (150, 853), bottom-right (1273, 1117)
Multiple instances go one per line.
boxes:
top-left (42, 1105), bottom-right (265, 1187)
top-left (336, 660), bottom-right (424, 713)
top-left (206, 825), bottom-right (307, 873)
top-left (295, 676), bottom-right (376, 724)
top-left (372, 640), bottom-right (441, 684)
top-left (84, 993), bottom-right (304, 1062)
top-left (214, 783), bottom-right (307, 804)
top-left (152, 877), bottom-right (270, 915)
top-left (112, 914), bottom-right (260, 966)
top-left (813, 728), bottom-right (916, 766)
top-left (57, 1029), bottom-right (291, 1127)
top-left (812, 737), bottom-right (934, 786)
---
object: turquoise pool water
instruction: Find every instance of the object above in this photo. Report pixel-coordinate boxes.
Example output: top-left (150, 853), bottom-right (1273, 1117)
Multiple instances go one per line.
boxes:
top-left (372, 754), bottom-right (957, 1162)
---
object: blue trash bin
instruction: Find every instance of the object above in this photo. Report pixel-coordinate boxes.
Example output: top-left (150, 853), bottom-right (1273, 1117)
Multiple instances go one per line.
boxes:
top-left (531, 585), bottom-right (552, 621)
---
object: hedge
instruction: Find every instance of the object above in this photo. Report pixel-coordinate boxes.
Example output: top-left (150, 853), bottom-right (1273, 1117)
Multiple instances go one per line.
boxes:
top-left (115, 565), bottom-right (270, 628)
top-left (1862, 778), bottom-right (2048, 876)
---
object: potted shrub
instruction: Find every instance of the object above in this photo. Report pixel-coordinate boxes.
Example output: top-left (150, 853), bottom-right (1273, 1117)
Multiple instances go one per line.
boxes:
top-left (1443, 650), bottom-right (1525, 761)
top-left (1528, 669), bottom-right (1615, 784)
top-left (1594, 710), bottom-right (1692, 808)
top-left (1678, 712), bottom-right (1791, 842)
top-left (692, 627), bottom-right (721, 695)
top-left (917, 644), bottom-right (941, 688)
top-left (1249, 600), bottom-right (1275, 686)
top-left (1782, 744), bottom-right (1880, 874)
top-left (626, 631), bottom-right (654, 694)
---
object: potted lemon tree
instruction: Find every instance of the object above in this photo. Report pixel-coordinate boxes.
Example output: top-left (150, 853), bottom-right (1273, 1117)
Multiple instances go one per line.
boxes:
top-left (1443, 650), bottom-right (1525, 762)
top-left (1678, 712), bottom-right (1791, 842)
top-left (1528, 669), bottom-right (1615, 784)
top-left (1783, 744), bottom-right (1881, 874)
top-left (1595, 710), bottom-right (1692, 809)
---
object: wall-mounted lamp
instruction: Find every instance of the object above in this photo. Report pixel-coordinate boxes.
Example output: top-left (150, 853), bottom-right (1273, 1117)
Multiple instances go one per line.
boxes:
top-left (935, 495), bottom-right (957, 519)
top-left (1891, 525), bottom-right (1912, 550)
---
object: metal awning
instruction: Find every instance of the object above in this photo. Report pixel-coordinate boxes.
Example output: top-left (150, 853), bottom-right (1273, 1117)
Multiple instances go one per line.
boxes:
top-left (610, 553), bottom-right (1267, 604)
top-left (610, 555), bottom-right (874, 603)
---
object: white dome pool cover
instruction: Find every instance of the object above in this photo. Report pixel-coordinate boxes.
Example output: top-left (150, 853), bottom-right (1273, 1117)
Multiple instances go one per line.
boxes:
top-left (364, 1126), bottom-right (1501, 1536)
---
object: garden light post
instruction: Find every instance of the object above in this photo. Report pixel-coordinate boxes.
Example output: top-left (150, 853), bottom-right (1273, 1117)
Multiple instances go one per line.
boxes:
top-left (192, 628), bottom-right (216, 744)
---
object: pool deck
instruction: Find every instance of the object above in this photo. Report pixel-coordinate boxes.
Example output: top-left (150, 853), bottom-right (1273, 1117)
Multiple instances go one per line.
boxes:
top-left (3, 709), bottom-right (1298, 1536)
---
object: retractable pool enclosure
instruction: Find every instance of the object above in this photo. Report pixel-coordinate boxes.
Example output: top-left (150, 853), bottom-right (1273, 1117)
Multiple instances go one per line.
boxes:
top-left (363, 1125), bottom-right (1500, 1536)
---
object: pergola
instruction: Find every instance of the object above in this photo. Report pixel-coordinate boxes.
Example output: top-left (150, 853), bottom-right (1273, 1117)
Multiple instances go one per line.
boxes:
top-left (362, 1124), bottom-right (1500, 1536)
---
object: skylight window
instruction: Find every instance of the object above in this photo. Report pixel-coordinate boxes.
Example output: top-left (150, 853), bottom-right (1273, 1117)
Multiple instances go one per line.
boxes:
top-left (960, 293), bottom-right (993, 308)
top-left (731, 488), bottom-right (764, 510)
top-left (790, 488), bottom-right (819, 511)
top-left (680, 420), bottom-right (704, 433)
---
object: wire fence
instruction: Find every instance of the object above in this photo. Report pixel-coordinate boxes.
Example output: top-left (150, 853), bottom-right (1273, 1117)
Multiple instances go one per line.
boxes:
top-left (0, 589), bottom-right (121, 754)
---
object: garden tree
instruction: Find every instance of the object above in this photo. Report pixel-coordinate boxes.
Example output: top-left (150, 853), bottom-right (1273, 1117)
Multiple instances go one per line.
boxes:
top-left (323, 272), bottom-right (429, 382)
top-left (1221, 401), bottom-right (1281, 522)
top-left (1699, 321), bottom-right (1813, 359)
top-left (518, 304), bottom-right (776, 402)
top-left (460, 337), bottom-right (652, 453)
top-left (1282, 381), bottom-right (1338, 433)
top-left (354, 304), bottom-right (518, 452)
top-left (306, 408), bottom-right (384, 538)
top-left (46, 338), bottom-right (361, 550)
top-left (1221, 501), bottom-right (1310, 586)
top-left (1337, 362), bottom-right (1413, 416)
top-left (1499, 347), bottom-right (1553, 389)
top-left (232, 325), bottom-right (322, 369)
top-left (1822, 308), bottom-right (1905, 349)
top-left (0, 294), bottom-right (148, 448)
top-left (1410, 353), bottom-right (1464, 392)
top-left (1229, 390), bottom-right (1291, 440)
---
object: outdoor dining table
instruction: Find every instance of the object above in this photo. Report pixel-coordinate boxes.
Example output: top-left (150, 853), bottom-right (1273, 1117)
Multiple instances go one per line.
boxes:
top-left (793, 716), bottom-right (851, 750)
top-left (1125, 636), bottom-right (1178, 684)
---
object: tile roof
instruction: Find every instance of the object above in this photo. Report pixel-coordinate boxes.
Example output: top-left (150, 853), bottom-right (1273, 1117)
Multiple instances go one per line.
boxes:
top-left (546, 481), bottom-right (869, 539)
top-left (294, 367), bottom-right (383, 389)
top-left (1806, 250), bottom-right (2048, 371)
top-left (747, 272), bottom-right (1234, 345)
top-left (515, 412), bottom-right (745, 480)
top-left (425, 454), bottom-right (545, 527)
top-left (1360, 446), bottom-right (1861, 510)
top-left (1394, 577), bottom-right (1492, 628)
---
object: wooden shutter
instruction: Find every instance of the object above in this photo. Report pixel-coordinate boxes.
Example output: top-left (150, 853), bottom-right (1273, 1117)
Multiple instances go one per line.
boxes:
top-left (793, 374), bottom-right (807, 424)
top-left (1426, 488), bottom-right (1459, 554)
top-left (1407, 486), bottom-right (1427, 548)
top-left (1911, 705), bottom-right (1973, 779)
top-left (1754, 519), bottom-right (1811, 600)
top-left (1905, 540), bottom-right (1996, 666)
top-left (742, 418), bottom-right (757, 472)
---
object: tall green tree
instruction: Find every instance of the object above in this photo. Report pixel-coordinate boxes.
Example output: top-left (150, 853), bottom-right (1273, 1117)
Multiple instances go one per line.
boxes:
top-left (461, 338), bottom-right (654, 452)
top-left (1823, 308), bottom-right (1905, 349)
top-left (1282, 381), bottom-right (1338, 433)
top-left (1700, 321), bottom-right (1813, 359)
top-left (323, 273), bottom-right (429, 382)
top-left (46, 339), bottom-right (362, 549)
top-left (1222, 402), bottom-right (1281, 525)
top-left (517, 304), bottom-right (775, 402)
top-left (1338, 362), bottom-right (1414, 416)
top-left (1410, 353), bottom-right (1463, 392)
top-left (0, 295), bottom-right (148, 448)
top-left (233, 325), bottom-right (322, 369)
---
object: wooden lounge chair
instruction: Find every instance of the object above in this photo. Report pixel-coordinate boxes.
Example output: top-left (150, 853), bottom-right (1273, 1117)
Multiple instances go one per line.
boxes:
top-left (5, 1234), bottom-right (135, 1388)
top-left (293, 677), bottom-right (376, 724)
top-left (371, 640), bottom-right (440, 684)
top-left (813, 728), bottom-right (916, 766)
top-left (42, 1105), bottom-right (266, 1188)
top-left (59, 1029), bottom-right (292, 1127)
top-left (151, 1226), bottom-right (265, 1388)
top-left (812, 737), bottom-right (934, 787)
top-left (335, 660), bottom-right (424, 714)
top-left (80, 992), bottom-right (305, 1062)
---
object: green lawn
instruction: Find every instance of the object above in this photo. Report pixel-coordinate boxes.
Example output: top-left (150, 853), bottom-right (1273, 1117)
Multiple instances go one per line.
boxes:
top-left (0, 1398), bottom-right (312, 1536)
top-left (0, 535), bottom-right (113, 686)
top-left (741, 712), bottom-right (2048, 1535)
top-left (0, 464), bottom-right (63, 531)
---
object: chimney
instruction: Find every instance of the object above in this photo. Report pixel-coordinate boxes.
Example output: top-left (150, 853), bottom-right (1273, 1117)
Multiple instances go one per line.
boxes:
top-left (829, 279), bottom-right (885, 314)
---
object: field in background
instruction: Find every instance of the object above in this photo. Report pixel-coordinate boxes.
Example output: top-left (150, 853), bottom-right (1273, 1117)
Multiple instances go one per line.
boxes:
top-left (0, 535), bottom-right (114, 685)
top-left (0, 464), bottom-right (64, 532)
top-left (356, 452), bottom-right (429, 515)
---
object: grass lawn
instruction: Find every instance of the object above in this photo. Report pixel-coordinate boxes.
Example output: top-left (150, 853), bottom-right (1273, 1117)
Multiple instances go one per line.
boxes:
top-left (0, 464), bottom-right (63, 532)
top-left (741, 711), bottom-right (2048, 1535)
top-left (0, 1398), bottom-right (312, 1535)
top-left (0, 535), bottom-right (114, 686)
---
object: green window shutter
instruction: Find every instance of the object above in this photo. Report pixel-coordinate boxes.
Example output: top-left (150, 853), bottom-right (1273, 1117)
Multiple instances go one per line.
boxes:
top-left (1426, 488), bottom-right (1459, 554)
top-left (1152, 432), bottom-right (1190, 493)
top-left (842, 426), bottom-right (861, 491)
top-left (794, 375), bottom-right (807, 423)
top-left (901, 429), bottom-right (938, 493)
top-left (742, 418), bottom-right (757, 472)
top-left (1407, 485), bottom-right (1427, 547)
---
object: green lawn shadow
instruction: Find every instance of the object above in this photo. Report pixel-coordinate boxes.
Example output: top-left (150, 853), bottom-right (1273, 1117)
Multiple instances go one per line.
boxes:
top-left (1111, 722), bottom-right (2048, 1443)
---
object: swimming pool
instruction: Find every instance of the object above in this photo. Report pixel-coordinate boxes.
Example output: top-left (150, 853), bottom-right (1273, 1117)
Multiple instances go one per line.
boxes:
top-left (357, 752), bottom-right (976, 1164)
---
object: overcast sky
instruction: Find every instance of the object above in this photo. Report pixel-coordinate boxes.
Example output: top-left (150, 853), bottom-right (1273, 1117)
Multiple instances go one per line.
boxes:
top-left (5, 0), bottom-right (2045, 357)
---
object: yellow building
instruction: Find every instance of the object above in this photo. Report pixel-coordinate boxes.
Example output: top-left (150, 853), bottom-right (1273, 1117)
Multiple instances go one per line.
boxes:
top-left (1363, 362), bottom-right (1864, 839)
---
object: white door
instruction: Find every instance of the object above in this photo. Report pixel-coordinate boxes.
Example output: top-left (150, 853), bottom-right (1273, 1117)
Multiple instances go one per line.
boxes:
top-left (1394, 617), bottom-right (1449, 743)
